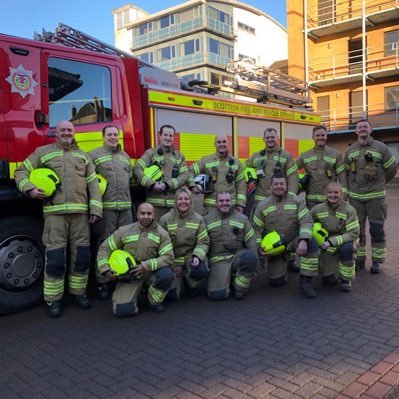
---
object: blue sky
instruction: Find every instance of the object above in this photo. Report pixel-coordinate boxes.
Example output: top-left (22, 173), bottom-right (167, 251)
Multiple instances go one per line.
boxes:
top-left (0, 1), bottom-right (286, 45)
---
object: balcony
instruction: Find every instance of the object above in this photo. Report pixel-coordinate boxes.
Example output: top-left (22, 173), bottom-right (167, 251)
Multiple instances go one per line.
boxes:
top-left (306, 0), bottom-right (399, 38)
top-left (157, 51), bottom-right (232, 71)
top-left (132, 16), bottom-right (234, 49)
top-left (308, 44), bottom-right (398, 87)
top-left (320, 102), bottom-right (399, 132)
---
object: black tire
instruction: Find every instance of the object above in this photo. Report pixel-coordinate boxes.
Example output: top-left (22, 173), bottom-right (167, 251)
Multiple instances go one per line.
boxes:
top-left (0, 216), bottom-right (44, 315)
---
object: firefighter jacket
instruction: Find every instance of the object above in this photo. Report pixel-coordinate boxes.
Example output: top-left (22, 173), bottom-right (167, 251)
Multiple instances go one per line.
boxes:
top-left (189, 153), bottom-right (246, 208)
top-left (253, 193), bottom-right (313, 245)
top-left (246, 146), bottom-right (298, 202)
top-left (310, 200), bottom-right (360, 247)
top-left (97, 221), bottom-right (174, 275)
top-left (344, 138), bottom-right (397, 202)
top-left (159, 208), bottom-right (210, 266)
top-left (15, 140), bottom-right (102, 218)
top-left (204, 209), bottom-right (257, 264)
top-left (134, 145), bottom-right (189, 208)
top-left (89, 144), bottom-right (133, 211)
top-left (296, 145), bottom-right (348, 202)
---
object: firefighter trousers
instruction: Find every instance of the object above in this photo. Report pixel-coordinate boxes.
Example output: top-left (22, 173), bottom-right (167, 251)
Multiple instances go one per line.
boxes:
top-left (320, 242), bottom-right (356, 282)
top-left (42, 214), bottom-right (91, 302)
top-left (207, 250), bottom-right (258, 300)
top-left (350, 198), bottom-right (387, 263)
top-left (92, 209), bottom-right (133, 284)
top-left (112, 267), bottom-right (174, 316)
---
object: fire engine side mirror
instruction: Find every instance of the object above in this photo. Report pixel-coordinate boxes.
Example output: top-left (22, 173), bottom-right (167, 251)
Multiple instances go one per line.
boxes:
top-left (34, 111), bottom-right (49, 127)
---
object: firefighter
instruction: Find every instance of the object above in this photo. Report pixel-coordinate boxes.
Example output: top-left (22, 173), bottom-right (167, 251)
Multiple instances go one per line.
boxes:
top-left (190, 133), bottom-right (246, 215)
top-left (246, 127), bottom-right (298, 207)
top-left (344, 119), bottom-right (397, 273)
top-left (296, 125), bottom-right (347, 209)
top-left (159, 187), bottom-right (209, 299)
top-left (134, 125), bottom-right (189, 220)
top-left (310, 182), bottom-right (360, 292)
top-left (252, 174), bottom-right (319, 298)
top-left (204, 192), bottom-right (258, 300)
top-left (14, 120), bottom-right (102, 317)
top-left (97, 203), bottom-right (174, 317)
top-left (89, 125), bottom-right (134, 300)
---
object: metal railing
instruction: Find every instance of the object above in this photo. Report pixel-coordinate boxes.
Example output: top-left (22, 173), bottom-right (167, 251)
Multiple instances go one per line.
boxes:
top-left (132, 16), bottom-right (233, 48)
top-left (319, 102), bottom-right (399, 131)
top-left (307, 0), bottom-right (399, 29)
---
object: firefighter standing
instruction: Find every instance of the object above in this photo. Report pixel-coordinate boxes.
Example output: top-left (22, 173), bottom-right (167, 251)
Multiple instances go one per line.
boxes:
top-left (344, 119), bottom-right (397, 273)
top-left (15, 120), bottom-right (103, 317)
top-left (204, 192), bottom-right (258, 300)
top-left (159, 187), bottom-right (209, 299)
top-left (252, 174), bottom-right (319, 298)
top-left (134, 125), bottom-right (189, 220)
top-left (246, 128), bottom-right (298, 207)
top-left (296, 125), bottom-right (347, 209)
top-left (89, 125), bottom-right (134, 300)
top-left (310, 182), bottom-right (360, 292)
top-left (97, 203), bottom-right (174, 317)
top-left (190, 133), bottom-right (246, 215)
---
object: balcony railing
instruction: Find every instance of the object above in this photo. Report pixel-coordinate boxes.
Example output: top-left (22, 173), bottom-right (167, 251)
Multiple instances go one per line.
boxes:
top-left (307, 0), bottom-right (399, 30)
top-left (157, 51), bottom-right (232, 71)
top-left (308, 43), bottom-right (398, 83)
top-left (319, 102), bottom-right (399, 131)
top-left (132, 16), bottom-right (234, 49)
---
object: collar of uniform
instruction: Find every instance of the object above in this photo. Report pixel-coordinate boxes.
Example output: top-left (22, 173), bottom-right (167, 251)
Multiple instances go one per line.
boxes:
top-left (215, 151), bottom-right (229, 160)
top-left (327, 199), bottom-right (343, 211)
top-left (216, 207), bottom-right (234, 219)
top-left (105, 144), bottom-right (121, 153)
top-left (271, 192), bottom-right (287, 203)
top-left (138, 221), bottom-right (157, 232)
top-left (358, 137), bottom-right (373, 147)
top-left (265, 145), bottom-right (280, 154)
top-left (55, 138), bottom-right (78, 151)
top-left (159, 145), bottom-right (174, 154)
top-left (314, 145), bottom-right (326, 152)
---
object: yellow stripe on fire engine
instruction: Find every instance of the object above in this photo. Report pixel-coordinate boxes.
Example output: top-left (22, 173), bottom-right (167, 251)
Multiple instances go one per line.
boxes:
top-left (249, 137), bottom-right (265, 155)
top-left (149, 90), bottom-right (320, 124)
top-left (298, 139), bottom-right (314, 154)
top-left (180, 133), bottom-right (216, 162)
top-left (74, 130), bottom-right (124, 153)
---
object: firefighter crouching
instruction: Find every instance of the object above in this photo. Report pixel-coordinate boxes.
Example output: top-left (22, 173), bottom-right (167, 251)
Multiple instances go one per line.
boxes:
top-left (159, 187), bottom-right (209, 300)
top-left (344, 119), bottom-right (397, 273)
top-left (252, 174), bottom-right (319, 298)
top-left (189, 133), bottom-right (246, 215)
top-left (134, 125), bottom-right (189, 221)
top-left (97, 203), bottom-right (174, 317)
top-left (296, 125), bottom-right (347, 209)
top-left (89, 124), bottom-right (134, 300)
top-left (204, 192), bottom-right (258, 300)
top-left (14, 120), bottom-right (103, 317)
top-left (310, 182), bottom-right (360, 292)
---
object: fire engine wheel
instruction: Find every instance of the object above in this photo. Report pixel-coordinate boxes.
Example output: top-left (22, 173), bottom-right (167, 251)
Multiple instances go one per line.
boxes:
top-left (0, 217), bottom-right (44, 315)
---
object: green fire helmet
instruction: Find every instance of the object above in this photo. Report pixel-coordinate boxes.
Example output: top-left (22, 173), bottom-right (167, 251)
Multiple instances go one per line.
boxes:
top-left (108, 250), bottom-right (137, 277)
top-left (260, 231), bottom-right (287, 256)
top-left (29, 168), bottom-right (61, 198)
top-left (313, 222), bottom-right (329, 247)
top-left (97, 174), bottom-right (107, 197)
top-left (244, 167), bottom-right (257, 183)
top-left (144, 165), bottom-right (163, 182)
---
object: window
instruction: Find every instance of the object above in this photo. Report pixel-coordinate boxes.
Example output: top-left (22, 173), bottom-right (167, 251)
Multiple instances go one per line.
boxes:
top-left (237, 22), bottom-right (255, 34)
top-left (139, 52), bottom-right (154, 64)
top-left (138, 22), bottom-right (153, 35)
top-left (208, 6), bottom-right (231, 25)
top-left (48, 58), bottom-right (112, 127)
top-left (385, 86), bottom-right (399, 111)
top-left (158, 46), bottom-right (176, 61)
top-left (385, 30), bottom-right (399, 56)
top-left (180, 39), bottom-right (200, 56)
top-left (209, 38), bottom-right (232, 58)
top-left (160, 14), bottom-right (175, 29)
top-left (179, 8), bottom-right (194, 23)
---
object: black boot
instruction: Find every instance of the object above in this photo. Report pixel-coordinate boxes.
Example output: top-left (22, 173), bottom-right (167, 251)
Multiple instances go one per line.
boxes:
top-left (355, 259), bottom-right (365, 271)
top-left (98, 283), bottom-right (111, 301)
top-left (340, 279), bottom-right (352, 292)
top-left (149, 302), bottom-right (165, 313)
top-left (370, 261), bottom-right (382, 274)
top-left (287, 259), bottom-right (300, 273)
top-left (300, 275), bottom-right (316, 298)
top-left (47, 301), bottom-right (62, 318)
top-left (74, 295), bottom-right (91, 310)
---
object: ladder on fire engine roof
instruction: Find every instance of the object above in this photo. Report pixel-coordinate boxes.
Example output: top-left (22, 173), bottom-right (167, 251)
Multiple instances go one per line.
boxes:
top-left (33, 22), bottom-right (156, 69)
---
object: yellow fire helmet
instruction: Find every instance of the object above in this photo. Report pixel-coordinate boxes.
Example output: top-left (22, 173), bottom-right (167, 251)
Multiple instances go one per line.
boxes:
top-left (29, 168), bottom-right (61, 198)
top-left (260, 231), bottom-right (287, 256)
top-left (144, 165), bottom-right (163, 182)
top-left (313, 222), bottom-right (329, 247)
top-left (108, 250), bottom-right (137, 277)
top-left (244, 167), bottom-right (257, 183)
top-left (97, 174), bottom-right (107, 197)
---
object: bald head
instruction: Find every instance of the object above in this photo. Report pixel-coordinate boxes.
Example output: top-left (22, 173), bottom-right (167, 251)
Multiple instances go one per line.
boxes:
top-left (137, 203), bottom-right (154, 227)
top-left (56, 120), bottom-right (75, 145)
top-left (215, 133), bottom-right (228, 157)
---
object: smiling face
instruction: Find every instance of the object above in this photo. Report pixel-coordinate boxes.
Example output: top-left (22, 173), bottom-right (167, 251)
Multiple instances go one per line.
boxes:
top-left (326, 183), bottom-right (342, 206)
top-left (355, 120), bottom-right (372, 143)
top-left (216, 192), bottom-right (232, 214)
top-left (159, 126), bottom-right (175, 148)
top-left (176, 191), bottom-right (191, 214)
top-left (56, 120), bottom-right (75, 145)
top-left (103, 126), bottom-right (119, 149)
top-left (215, 134), bottom-right (228, 156)
top-left (313, 127), bottom-right (327, 148)
top-left (271, 176), bottom-right (287, 197)
top-left (137, 203), bottom-right (154, 227)
top-left (264, 129), bottom-right (277, 149)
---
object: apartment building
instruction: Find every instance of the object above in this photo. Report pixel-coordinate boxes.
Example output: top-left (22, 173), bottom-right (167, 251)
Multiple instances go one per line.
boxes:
top-left (113, 0), bottom-right (287, 88)
top-left (287, 0), bottom-right (399, 157)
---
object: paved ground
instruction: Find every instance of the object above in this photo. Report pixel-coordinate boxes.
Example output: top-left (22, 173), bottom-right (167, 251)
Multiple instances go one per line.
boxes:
top-left (1, 189), bottom-right (399, 399)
